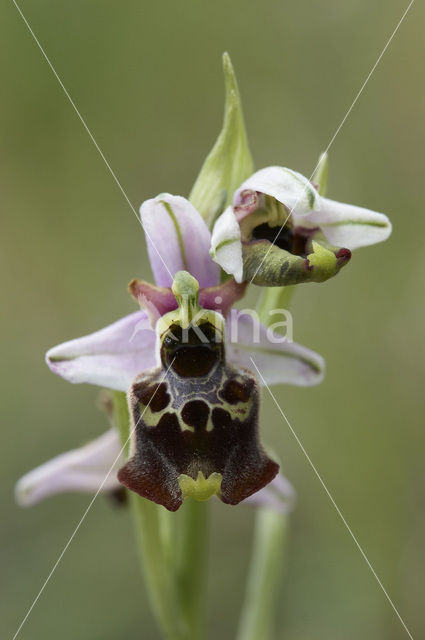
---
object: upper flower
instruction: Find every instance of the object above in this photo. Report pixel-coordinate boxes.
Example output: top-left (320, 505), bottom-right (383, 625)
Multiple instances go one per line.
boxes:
top-left (210, 162), bottom-right (392, 286)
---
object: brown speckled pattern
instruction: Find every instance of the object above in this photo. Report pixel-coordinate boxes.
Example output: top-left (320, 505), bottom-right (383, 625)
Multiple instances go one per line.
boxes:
top-left (118, 356), bottom-right (278, 511)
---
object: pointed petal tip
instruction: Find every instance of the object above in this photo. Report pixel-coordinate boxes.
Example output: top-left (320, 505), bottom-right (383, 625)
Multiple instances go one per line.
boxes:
top-left (222, 51), bottom-right (240, 106)
top-left (222, 51), bottom-right (231, 70)
top-left (45, 345), bottom-right (77, 383)
top-left (312, 151), bottom-right (329, 197)
top-left (15, 476), bottom-right (35, 507)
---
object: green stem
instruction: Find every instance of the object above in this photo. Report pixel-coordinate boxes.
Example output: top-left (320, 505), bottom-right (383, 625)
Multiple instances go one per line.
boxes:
top-left (112, 391), bottom-right (209, 640)
top-left (176, 500), bottom-right (209, 640)
top-left (236, 510), bottom-right (288, 640)
top-left (130, 494), bottom-right (188, 640)
top-left (256, 286), bottom-right (294, 326)
top-left (112, 391), bottom-right (188, 640)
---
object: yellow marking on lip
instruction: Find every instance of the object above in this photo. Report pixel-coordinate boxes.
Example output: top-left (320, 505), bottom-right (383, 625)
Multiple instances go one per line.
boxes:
top-left (178, 471), bottom-right (223, 501)
top-left (206, 414), bottom-right (214, 432)
top-left (180, 420), bottom-right (195, 433)
top-left (223, 398), bottom-right (253, 421)
top-left (137, 403), bottom-right (167, 428)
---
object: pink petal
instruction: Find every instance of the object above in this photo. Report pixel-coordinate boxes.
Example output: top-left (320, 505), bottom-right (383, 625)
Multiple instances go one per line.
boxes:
top-left (129, 280), bottom-right (177, 327)
top-left (129, 278), bottom-right (247, 319)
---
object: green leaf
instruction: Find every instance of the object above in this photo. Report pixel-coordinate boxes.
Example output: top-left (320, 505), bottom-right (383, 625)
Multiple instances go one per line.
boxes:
top-left (189, 52), bottom-right (254, 228)
top-left (312, 151), bottom-right (329, 196)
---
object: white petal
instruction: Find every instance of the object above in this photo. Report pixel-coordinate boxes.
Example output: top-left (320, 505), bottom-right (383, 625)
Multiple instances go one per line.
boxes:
top-left (140, 194), bottom-right (220, 288)
top-left (226, 310), bottom-right (325, 387)
top-left (307, 197), bottom-right (392, 250)
top-left (46, 311), bottom-right (157, 391)
top-left (210, 205), bottom-right (244, 282)
top-left (15, 429), bottom-right (123, 506)
top-left (234, 166), bottom-right (319, 217)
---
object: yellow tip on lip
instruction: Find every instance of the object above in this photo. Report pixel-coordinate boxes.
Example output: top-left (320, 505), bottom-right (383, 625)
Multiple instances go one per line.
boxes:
top-left (178, 471), bottom-right (223, 502)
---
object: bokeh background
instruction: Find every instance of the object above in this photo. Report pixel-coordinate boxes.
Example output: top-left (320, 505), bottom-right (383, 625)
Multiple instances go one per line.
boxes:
top-left (2, 1), bottom-right (424, 638)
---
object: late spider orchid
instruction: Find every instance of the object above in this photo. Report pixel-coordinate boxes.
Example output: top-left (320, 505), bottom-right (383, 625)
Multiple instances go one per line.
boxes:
top-left (16, 194), bottom-right (324, 508)
top-left (210, 160), bottom-right (392, 285)
top-left (119, 271), bottom-right (280, 511)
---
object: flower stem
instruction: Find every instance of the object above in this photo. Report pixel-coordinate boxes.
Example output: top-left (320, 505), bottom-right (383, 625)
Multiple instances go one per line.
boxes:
top-left (130, 493), bottom-right (188, 640)
top-left (236, 510), bottom-right (289, 640)
top-left (256, 286), bottom-right (294, 326)
top-left (112, 391), bottom-right (208, 640)
top-left (176, 499), bottom-right (209, 640)
top-left (112, 391), bottom-right (187, 640)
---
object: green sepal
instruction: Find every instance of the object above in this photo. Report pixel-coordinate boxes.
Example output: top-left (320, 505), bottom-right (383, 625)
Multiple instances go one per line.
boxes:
top-left (312, 151), bottom-right (328, 196)
top-left (189, 53), bottom-right (254, 228)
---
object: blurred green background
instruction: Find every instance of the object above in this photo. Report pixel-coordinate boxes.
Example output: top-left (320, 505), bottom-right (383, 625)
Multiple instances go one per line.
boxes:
top-left (2, 1), bottom-right (424, 638)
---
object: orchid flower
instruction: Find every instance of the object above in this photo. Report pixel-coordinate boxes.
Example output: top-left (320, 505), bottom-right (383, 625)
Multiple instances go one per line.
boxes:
top-left (118, 271), bottom-right (282, 511)
top-left (17, 194), bottom-right (324, 509)
top-left (210, 159), bottom-right (392, 285)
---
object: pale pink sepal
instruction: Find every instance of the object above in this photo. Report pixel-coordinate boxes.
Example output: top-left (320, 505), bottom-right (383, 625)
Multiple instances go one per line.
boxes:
top-left (15, 428), bottom-right (123, 506)
top-left (140, 193), bottom-right (220, 288)
top-left (226, 310), bottom-right (325, 387)
top-left (46, 311), bottom-right (156, 392)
